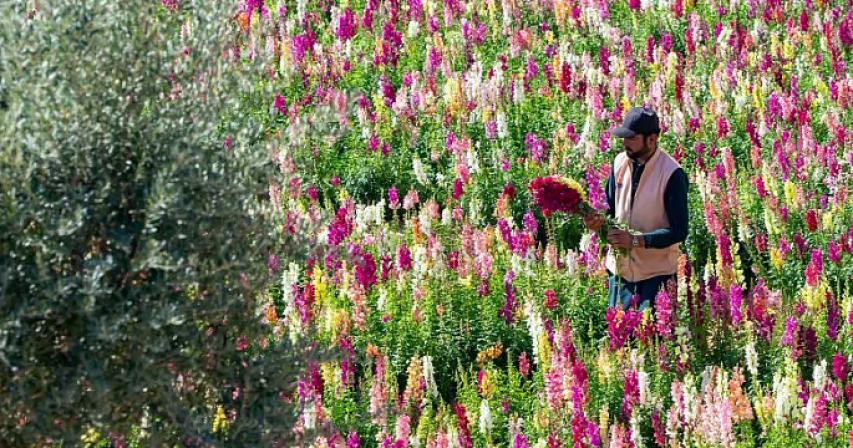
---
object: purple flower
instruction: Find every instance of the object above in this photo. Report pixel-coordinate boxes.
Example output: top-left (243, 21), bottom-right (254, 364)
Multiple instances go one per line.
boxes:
top-left (499, 270), bottom-right (517, 324)
top-left (827, 291), bottom-right (841, 342)
top-left (586, 167), bottom-right (607, 211)
top-left (267, 253), bottom-right (280, 274)
top-left (524, 133), bottom-right (547, 164)
top-left (729, 284), bottom-right (743, 326)
top-left (522, 211), bottom-right (538, 236)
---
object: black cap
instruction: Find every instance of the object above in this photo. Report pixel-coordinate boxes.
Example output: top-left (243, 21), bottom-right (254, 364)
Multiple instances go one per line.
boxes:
top-left (611, 106), bottom-right (660, 138)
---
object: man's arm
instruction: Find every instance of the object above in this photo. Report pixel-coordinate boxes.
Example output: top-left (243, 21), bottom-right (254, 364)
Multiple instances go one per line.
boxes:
top-left (642, 168), bottom-right (688, 249)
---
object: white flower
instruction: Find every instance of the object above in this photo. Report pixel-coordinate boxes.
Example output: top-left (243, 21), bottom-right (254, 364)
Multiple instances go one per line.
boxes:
top-left (466, 146), bottom-right (480, 174)
top-left (638, 371), bottom-right (650, 408)
top-left (442, 206), bottom-right (452, 225)
top-left (564, 249), bottom-right (579, 277)
top-left (303, 400), bottom-right (316, 430)
top-left (423, 356), bottom-right (439, 399)
top-left (813, 360), bottom-right (827, 390)
top-left (496, 110), bottom-right (509, 139)
top-left (407, 20), bottom-right (420, 38)
top-left (630, 412), bottom-right (644, 448)
top-left (479, 399), bottom-right (493, 435)
top-left (413, 158), bottom-right (429, 185)
top-left (525, 301), bottom-right (544, 366)
top-left (745, 340), bottom-right (759, 378)
top-left (378, 287), bottom-right (388, 312)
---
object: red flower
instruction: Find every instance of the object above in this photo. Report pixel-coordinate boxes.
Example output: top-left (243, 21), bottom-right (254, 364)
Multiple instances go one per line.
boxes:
top-left (806, 209), bottom-right (818, 232)
top-left (544, 289), bottom-right (558, 310)
top-left (528, 176), bottom-right (589, 217)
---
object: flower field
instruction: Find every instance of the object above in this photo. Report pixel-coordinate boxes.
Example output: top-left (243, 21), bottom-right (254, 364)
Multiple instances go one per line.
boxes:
top-left (236, 0), bottom-right (852, 446)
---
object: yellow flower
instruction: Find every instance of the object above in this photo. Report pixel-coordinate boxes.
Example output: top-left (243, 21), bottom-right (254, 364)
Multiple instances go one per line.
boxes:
top-left (557, 176), bottom-right (588, 204)
top-left (479, 369), bottom-right (495, 398)
top-left (769, 248), bottom-right (784, 270)
top-left (783, 180), bottom-right (797, 209)
top-left (212, 405), bottom-right (228, 433)
top-left (822, 209), bottom-right (834, 231)
top-left (538, 331), bottom-right (551, 371)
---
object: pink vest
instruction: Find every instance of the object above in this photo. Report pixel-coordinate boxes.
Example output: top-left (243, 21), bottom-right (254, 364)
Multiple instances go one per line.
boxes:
top-left (604, 149), bottom-right (681, 282)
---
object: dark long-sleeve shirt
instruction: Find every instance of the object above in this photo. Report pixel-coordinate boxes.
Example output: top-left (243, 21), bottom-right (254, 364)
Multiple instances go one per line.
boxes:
top-left (605, 158), bottom-right (689, 249)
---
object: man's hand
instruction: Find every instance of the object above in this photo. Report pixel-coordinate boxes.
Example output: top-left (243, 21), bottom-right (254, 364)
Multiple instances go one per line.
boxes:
top-left (607, 229), bottom-right (644, 249)
top-left (583, 212), bottom-right (605, 232)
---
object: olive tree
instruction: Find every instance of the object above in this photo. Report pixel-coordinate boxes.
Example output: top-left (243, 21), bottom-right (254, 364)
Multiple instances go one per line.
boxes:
top-left (0, 0), bottom-right (314, 445)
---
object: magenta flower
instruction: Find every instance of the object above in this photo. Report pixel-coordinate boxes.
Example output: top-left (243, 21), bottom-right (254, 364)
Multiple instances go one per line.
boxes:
top-left (161, 0), bottom-right (178, 12)
top-left (347, 431), bottom-right (361, 448)
top-left (273, 94), bottom-right (287, 115)
top-left (832, 353), bottom-right (848, 382)
top-left (454, 403), bottom-right (472, 448)
top-left (782, 316), bottom-right (797, 347)
top-left (388, 186), bottom-right (400, 209)
top-left (336, 7), bottom-right (357, 41)
top-left (622, 369), bottom-right (639, 419)
top-left (354, 251), bottom-right (377, 291)
top-left (397, 244), bottom-right (412, 272)
top-left (729, 284), bottom-right (743, 326)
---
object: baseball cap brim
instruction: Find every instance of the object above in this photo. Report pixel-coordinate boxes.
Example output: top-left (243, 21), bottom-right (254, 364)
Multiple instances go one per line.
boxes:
top-left (611, 126), bottom-right (636, 138)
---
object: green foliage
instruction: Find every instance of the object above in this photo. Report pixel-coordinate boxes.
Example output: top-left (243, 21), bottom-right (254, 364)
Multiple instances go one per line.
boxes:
top-left (0, 1), bottom-right (317, 445)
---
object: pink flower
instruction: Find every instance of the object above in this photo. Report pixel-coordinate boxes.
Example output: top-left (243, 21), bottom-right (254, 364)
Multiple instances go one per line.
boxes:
top-left (161, 0), bottom-right (178, 12)
top-left (518, 352), bottom-right (530, 377)
top-left (805, 248), bottom-right (823, 286)
top-left (716, 116), bottom-right (730, 139)
top-left (403, 189), bottom-right (419, 210)
top-left (655, 287), bottom-right (674, 340)
top-left (235, 335), bottom-right (248, 351)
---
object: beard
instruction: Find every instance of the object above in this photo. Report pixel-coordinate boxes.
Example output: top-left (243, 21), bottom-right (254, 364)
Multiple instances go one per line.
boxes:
top-left (625, 142), bottom-right (651, 161)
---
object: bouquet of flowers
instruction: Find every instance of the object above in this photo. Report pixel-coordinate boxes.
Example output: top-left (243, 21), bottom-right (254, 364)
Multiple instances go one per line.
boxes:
top-left (528, 175), bottom-right (629, 269)
top-left (527, 175), bottom-right (590, 218)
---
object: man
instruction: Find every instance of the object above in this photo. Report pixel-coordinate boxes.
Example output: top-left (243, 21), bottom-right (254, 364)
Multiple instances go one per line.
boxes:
top-left (583, 106), bottom-right (689, 312)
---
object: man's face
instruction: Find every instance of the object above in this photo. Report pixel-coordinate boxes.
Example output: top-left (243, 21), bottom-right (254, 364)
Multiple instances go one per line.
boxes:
top-left (622, 133), bottom-right (656, 161)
